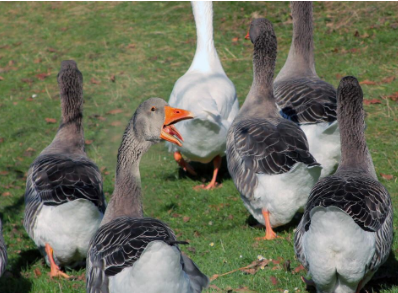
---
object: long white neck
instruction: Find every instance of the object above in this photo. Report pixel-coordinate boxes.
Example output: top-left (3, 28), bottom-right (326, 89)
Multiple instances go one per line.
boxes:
top-left (188, 1), bottom-right (224, 73)
top-left (276, 1), bottom-right (317, 81)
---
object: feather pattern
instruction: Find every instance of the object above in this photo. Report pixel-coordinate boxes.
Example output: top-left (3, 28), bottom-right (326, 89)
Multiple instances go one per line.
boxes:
top-left (0, 219), bottom-right (7, 277)
top-left (24, 154), bottom-right (105, 238)
top-left (295, 171), bottom-right (393, 271)
top-left (86, 217), bottom-right (208, 293)
top-left (227, 117), bottom-right (319, 201)
top-left (274, 77), bottom-right (337, 124)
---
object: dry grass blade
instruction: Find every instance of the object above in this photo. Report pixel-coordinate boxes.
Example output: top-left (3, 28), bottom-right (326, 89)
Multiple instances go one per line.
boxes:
top-left (210, 258), bottom-right (269, 281)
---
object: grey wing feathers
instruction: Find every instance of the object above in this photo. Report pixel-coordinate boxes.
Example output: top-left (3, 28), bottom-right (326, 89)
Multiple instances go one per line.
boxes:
top-left (0, 220), bottom-right (7, 277)
top-left (181, 253), bottom-right (209, 293)
top-left (274, 77), bottom-right (337, 124)
top-left (24, 154), bottom-right (105, 237)
top-left (86, 217), bottom-right (177, 292)
top-left (295, 173), bottom-right (393, 271)
top-left (226, 118), bottom-right (318, 200)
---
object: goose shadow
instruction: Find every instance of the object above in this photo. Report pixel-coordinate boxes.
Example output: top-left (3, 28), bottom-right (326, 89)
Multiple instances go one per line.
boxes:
top-left (361, 249), bottom-right (398, 292)
top-left (0, 196), bottom-right (37, 292)
top-left (0, 248), bottom-right (39, 293)
top-left (163, 156), bottom-right (231, 184)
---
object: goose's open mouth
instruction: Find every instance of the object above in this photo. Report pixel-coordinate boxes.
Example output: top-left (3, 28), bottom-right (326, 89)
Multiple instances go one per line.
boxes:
top-left (160, 106), bottom-right (194, 146)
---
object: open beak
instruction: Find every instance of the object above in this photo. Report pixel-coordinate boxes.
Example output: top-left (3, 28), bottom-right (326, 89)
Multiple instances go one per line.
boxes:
top-left (160, 106), bottom-right (194, 146)
top-left (244, 31), bottom-right (250, 40)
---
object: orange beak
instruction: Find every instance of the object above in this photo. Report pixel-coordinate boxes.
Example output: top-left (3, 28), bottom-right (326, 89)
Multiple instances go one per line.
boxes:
top-left (245, 31), bottom-right (250, 40)
top-left (160, 106), bottom-right (194, 146)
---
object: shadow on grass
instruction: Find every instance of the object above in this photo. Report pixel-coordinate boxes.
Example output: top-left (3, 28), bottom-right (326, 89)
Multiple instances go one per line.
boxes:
top-left (163, 156), bottom-right (231, 184)
top-left (0, 249), bottom-right (41, 293)
top-left (362, 250), bottom-right (398, 293)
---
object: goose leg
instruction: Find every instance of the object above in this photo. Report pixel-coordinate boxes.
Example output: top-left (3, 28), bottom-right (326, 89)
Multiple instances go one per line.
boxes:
top-left (194, 155), bottom-right (222, 190)
top-left (174, 151), bottom-right (197, 176)
top-left (45, 243), bottom-right (69, 279)
top-left (204, 155), bottom-right (221, 190)
top-left (255, 209), bottom-right (278, 240)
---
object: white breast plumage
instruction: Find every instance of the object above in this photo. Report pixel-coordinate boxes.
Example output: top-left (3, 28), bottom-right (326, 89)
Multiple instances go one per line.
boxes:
top-left (33, 199), bottom-right (103, 267)
top-left (109, 241), bottom-right (193, 293)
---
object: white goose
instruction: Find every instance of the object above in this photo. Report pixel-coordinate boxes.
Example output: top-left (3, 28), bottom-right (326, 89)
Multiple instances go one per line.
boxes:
top-left (86, 98), bottom-right (209, 293)
top-left (167, 1), bottom-right (239, 189)
top-left (294, 76), bottom-right (393, 293)
top-left (24, 61), bottom-right (106, 278)
top-left (274, 1), bottom-right (340, 178)
top-left (226, 19), bottom-right (321, 240)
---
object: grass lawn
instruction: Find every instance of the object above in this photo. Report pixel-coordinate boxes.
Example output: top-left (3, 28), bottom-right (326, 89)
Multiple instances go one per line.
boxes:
top-left (0, 1), bottom-right (397, 292)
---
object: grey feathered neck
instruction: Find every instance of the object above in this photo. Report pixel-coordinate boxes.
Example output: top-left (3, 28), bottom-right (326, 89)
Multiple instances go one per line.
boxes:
top-left (336, 76), bottom-right (375, 178)
top-left (101, 113), bottom-right (152, 226)
top-left (46, 61), bottom-right (85, 155)
top-left (276, 2), bottom-right (316, 80)
top-left (239, 19), bottom-right (278, 119)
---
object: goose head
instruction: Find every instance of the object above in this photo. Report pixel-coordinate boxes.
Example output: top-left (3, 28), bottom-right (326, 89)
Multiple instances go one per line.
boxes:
top-left (132, 98), bottom-right (194, 147)
top-left (246, 18), bottom-right (276, 46)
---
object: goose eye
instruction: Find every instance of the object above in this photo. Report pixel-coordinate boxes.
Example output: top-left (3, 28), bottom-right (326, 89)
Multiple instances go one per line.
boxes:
top-left (151, 107), bottom-right (156, 112)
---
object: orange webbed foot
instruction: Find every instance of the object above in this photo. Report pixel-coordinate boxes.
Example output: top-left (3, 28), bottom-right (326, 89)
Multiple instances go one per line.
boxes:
top-left (45, 243), bottom-right (70, 279)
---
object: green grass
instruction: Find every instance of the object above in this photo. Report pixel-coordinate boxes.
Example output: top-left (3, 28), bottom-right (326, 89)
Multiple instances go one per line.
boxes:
top-left (0, 1), bottom-right (397, 292)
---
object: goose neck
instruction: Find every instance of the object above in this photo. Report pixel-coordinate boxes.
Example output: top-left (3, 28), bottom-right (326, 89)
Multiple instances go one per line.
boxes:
top-left (240, 38), bottom-right (277, 117)
top-left (49, 95), bottom-right (85, 154)
top-left (189, 1), bottom-right (223, 72)
top-left (277, 1), bottom-right (316, 79)
top-left (101, 122), bottom-right (151, 226)
top-left (337, 83), bottom-right (373, 175)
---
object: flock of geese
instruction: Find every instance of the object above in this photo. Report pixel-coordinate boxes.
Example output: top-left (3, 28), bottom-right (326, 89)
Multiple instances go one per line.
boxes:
top-left (0, 1), bottom-right (393, 293)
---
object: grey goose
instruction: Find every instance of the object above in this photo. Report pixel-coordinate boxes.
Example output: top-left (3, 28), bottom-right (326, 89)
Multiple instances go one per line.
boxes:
top-left (86, 98), bottom-right (209, 293)
top-left (274, 1), bottom-right (340, 178)
top-left (294, 76), bottom-right (393, 293)
top-left (23, 60), bottom-right (106, 278)
top-left (226, 18), bottom-right (321, 240)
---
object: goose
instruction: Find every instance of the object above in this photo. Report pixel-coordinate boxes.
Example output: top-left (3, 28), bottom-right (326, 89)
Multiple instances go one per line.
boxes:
top-left (294, 76), bottom-right (393, 293)
top-left (274, 1), bottom-right (340, 178)
top-left (23, 60), bottom-right (106, 278)
top-left (226, 18), bottom-right (321, 240)
top-left (0, 219), bottom-right (7, 277)
top-left (86, 98), bottom-right (209, 293)
top-left (167, 1), bottom-right (239, 190)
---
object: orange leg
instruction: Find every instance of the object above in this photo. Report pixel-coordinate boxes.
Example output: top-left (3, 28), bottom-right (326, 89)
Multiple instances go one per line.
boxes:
top-left (194, 155), bottom-right (222, 190)
top-left (205, 155), bottom-right (222, 190)
top-left (44, 243), bottom-right (69, 279)
top-left (174, 151), bottom-right (197, 176)
top-left (255, 209), bottom-right (278, 240)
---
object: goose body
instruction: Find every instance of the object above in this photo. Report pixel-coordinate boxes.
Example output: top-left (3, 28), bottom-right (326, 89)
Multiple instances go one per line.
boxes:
top-left (242, 160), bottom-right (320, 227)
top-left (0, 219), bottom-right (7, 277)
top-left (274, 1), bottom-right (340, 177)
top-left (24, 61), bottom-right (106, 277)
top-left (86, 99), bottom-right (208, 293)
top-left (226, 19), bottom-right (321, 240)
top-left (109, 241), bottom-right (192, 293)
top-left (294, 77), bottom-right (393, 293)
top-left (167, 1), bottom-right (239, 189)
